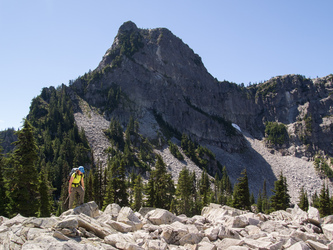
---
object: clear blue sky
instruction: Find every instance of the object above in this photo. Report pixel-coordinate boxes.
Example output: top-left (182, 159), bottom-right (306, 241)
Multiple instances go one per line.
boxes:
top-left (1, 0), bottom-right (332, 131)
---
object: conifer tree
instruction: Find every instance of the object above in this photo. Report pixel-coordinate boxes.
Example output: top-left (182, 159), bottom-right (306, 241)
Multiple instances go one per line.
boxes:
top-left (176, 167), bottom-right (192, 216)
top-left (190, 171), bottom-right (201, 215)
top-left (270, 172), bottom-right (290, 211)
top-left (94, 160), bottom-right (103, 208)
top-left (199, 169), bottom-right (211, 207)
top-left (85, 169), bottom-right (94, 202)
top-left (146, 154), bottom-right (175, 210)
top-left (232, 169), bottom-right (250, 210)
top-left (319, 183), bottom-right (331, 217)
top-left (38, 165), bottom-right (53, 217)
top-left (116, 160), bottom-right (128, 207)
top-left (261, 179), bottom-right (269, 212)
top-left (298, 186), bottom-right (309, 212)
top-left (250, 193), bottom-right (255, 205)
top-left (132, 174), bottom-right (143, 211)
top-left (218, 166), bottom-right (232, 205)
top-left (221, 166), bottom-right (232, 195)
top-left (311, 191), bottom-right (320, 208)
top-left (257, 190), bottom-right (263, 212)
top-left (4, 119), bottom-right (39, 217)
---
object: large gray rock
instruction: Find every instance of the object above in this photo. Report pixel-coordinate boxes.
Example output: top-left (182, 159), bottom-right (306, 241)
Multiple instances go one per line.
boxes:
top-left (117, 206), bottom-right (143, 231)
top-left (286, 241), bottom-right (311, 250)
top-left (307, 206), bottom-right (321, 226)
top-left (55, 217), bottom-right (79, 229)
top-left (225, 216), bottom-right (249, 228)
top-left (323, 215), bottom-right (333, 225)
top-left (74, 201), bottom-right (100, 218)
top-left (142, 239), bottom-right (168, 250)
top-left (145, 208), bottom-right (180, 225)
top-left (179, 233), bottom-right (203, 245)
top-left (306, 239), bottom-right (329, 250)
top-left (104, 232), bottom-right (136, 247)
top-left (291, 204), bottom-right (309, 224)
top-left (103, 203), bottom-right (121, 220)
top-left (2, 214), bottom-right (27, 227)
top-left (23, 216), bottom-right (59, 229)
top-left (107, 220), bottom-right (132, 233)
top-left (322, 224), bottom-right (333, 241)
top-left (201, 204), bottom-right (246, 223)
top-left (0, 216), bottom-right (8, 226)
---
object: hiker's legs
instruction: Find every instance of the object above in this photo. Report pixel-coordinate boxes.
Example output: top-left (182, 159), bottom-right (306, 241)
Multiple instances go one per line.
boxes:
top-left (78, 186), bottom-right (85, 205)
top-left (68, 187), bottom-right (75, 209)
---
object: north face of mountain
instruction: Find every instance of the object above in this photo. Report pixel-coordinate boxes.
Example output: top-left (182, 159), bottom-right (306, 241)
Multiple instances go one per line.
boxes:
top-left (254, 74), bottom-right (333, 158)
top-left (71, 21), bottom-right (259, 154)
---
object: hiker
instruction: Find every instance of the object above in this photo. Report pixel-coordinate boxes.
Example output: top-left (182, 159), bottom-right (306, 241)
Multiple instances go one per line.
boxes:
top-left (68, 166), bottom-right (85, 209)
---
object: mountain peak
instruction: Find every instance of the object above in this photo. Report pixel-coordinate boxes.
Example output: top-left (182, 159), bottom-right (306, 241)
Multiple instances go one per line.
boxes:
top-left (117, 21), bottom-right (138, 34)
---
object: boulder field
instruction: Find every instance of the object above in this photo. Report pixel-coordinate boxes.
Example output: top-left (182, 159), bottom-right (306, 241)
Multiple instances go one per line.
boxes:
top-left (1, 202), bottom-right (333, 249)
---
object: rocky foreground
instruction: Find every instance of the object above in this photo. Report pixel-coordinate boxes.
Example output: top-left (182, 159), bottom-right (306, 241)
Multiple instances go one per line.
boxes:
top-left (1, 202), bottom-right (333, 249)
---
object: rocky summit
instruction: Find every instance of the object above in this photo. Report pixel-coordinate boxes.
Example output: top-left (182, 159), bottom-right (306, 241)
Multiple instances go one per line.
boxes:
top-left (67, 21), bottom-right (333, 200)
top-left (2, 201), bottom-right (333, 249)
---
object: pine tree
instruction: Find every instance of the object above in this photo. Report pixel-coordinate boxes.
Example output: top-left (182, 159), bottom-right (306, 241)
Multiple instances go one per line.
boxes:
top-left (298, 186), bottom-right (309, 212)
top-left (232, 169), bottom-right (250, 210)
top-left (261, 179), bottom-right (269, 213)
top-left (132, 174), bottom-right (143, 211)
top-left (116, 160), bottom-right (128, 207)
top-left (85, 169), bottom-right (94, 202)
top-left (37, 165), bottom-right (53, 217)
top-left (311, 191), bottom-right (320, 208)
top-left (319, 183), bottom-right (331, 217)
top-left (94, 160), bottom-right (103, 208)
top-left (270, 172), bottom-right (290, 211)
top-left (190, 171), bottom-right (201, 215)
top-left (250, 193), bottom-right (255, 205)
top-left (257, 190), bottom-right (263, 213)
top-left (4, 119), bottom-right (39, 217)
top-left (199, 169), bottom-right (211, 207)
top-left (176, 167), bottom-right (192, 216)
top-left (146, 154), bottom-right (175, 210)
top-left (221, 166), bottom-right (232, 195)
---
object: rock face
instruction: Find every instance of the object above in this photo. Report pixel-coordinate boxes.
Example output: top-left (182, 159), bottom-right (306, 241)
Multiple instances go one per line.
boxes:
top-left (2, 202), bottom-right (333, 249)
top-left (65, 21), bottom-right (333, 200)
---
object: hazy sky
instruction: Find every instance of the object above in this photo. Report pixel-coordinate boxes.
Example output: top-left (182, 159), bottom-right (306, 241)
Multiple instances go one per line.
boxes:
top-left (0, 0), bottom-right (332, 131)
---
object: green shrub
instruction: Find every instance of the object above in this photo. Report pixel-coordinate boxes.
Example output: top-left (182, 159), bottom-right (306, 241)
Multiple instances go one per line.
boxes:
top-left (265, 122), bottom-right (288, 145)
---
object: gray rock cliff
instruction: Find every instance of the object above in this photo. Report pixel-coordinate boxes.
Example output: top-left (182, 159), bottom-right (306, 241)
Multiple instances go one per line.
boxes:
top-left (67, 21), bottom-right (333, 200)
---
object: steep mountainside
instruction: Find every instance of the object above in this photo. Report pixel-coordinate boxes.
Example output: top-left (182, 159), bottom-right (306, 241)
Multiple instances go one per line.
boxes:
top-left (67, 21), bottom-right (333, 200)
top-left (2, 21), bottom-right (333, 202)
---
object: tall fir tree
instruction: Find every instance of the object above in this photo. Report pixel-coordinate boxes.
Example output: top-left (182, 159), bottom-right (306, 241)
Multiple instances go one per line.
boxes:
top-left (319, 183), bottom-right (331, 217)
top-left (270, 172), bottom-right (290, 211)
top-left (132, 174), bottom-right (143, 211)
top-left (298, 186), bottom-right (309, 212)
top-left (146, 154), bottom-right (175, 210)
top-left (261, 179), bottom-right (270, 213)
top-left (37, 165), bottom-right (53, 217)
top-left (176, 167), bottom-right (192, 216)
top-left (190, 171), bottom-right (201, 215)
top-left (199, 169), bottom-right (211, 207)
top-left (232, 169), bottom-right (250, 210)
top-left (94, 159), bottom-right (103, 209)
top-left (85, 168), bottom-right (94, 203)
top-left (311, 191), bottom-right (320, 208)
top-left (218, 166), bottom-right (232, 205)
top-left (257, 190), bottom-right (263, 213)
top-left (4, 119), bottom-right (39, 217)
